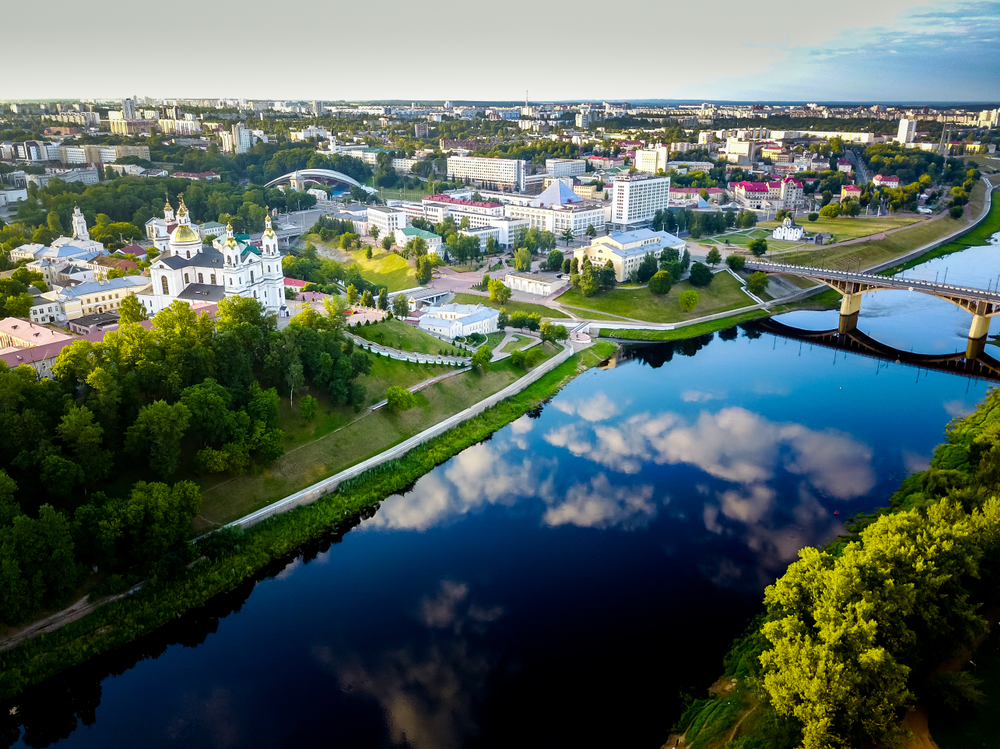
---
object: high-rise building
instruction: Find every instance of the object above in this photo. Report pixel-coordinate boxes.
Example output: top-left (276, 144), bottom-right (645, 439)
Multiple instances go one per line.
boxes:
top-left (122, 98), bottom-right (137, 120)
top-left (610, 174), bottom-right (671, 230)
top-left (226, 122), bottom-right (253, 154)
top-left (896, 118), bottom-right (917, 144)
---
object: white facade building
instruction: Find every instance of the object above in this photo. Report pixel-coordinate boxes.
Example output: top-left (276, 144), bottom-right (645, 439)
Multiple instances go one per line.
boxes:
top-left (545, 159), bottom-right (587, 178)
top-left (772, 217), bottom-right (805, 241)
top-left (446, 156), bottom-right (525, 192)
top-left (573, 229), bottom-right (686, 283)
top-left (138, 197), bottom-right (284, 316)
top-left (610, 174), bottom-right (671, 230)
top-left (503, 272), bottom-right (557, 296)
top-left (504, 180), bottom-right (606, 237)
top-left (418, 303), bottom-right (499, 339)
top-left (367, 205), bottom-right (409, 236)
top-left (896, 119), bottom-right (917, 144)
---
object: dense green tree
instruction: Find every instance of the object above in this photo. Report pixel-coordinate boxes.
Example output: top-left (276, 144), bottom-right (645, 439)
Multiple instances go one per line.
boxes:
top-left (385, 386), bottom-right (418, 412)
top-left (300, 394), bottom-right (318, 421)
top-left (471, 345), bottom-right (492, 373)
top-left (649, 270), bottom-right (672, 295)
top-left (118, 294), bottom-right (148, 323)
top-left (726, 254), bottom-right (746, 271)
top-left (488, 278), bottom-right (512, 304)
top-left (706, 247), bottom-right (722, 267)
top-left (393, 293), bottom-right (409, 317)
top-left (678, 290), bottom-right (699, 312)
top-left (748, 238), bottom-right (768, 257)
top-left (747, 271), bottom-right (769, 295)
top-left (514, 246), bottom-right (532, 272)
top-left (0, 505), bottom-right (78, 622)
top-left (125, 400), bottom-right (191, 479)
top-left (540, 322), bottom-right (568, 344)
top-left (636, 252), bottom-right (658, 284)
top-left (688, 262), bottom-right (714, 287)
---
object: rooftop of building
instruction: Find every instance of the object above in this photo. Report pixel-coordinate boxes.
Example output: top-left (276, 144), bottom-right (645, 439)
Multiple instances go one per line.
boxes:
top-left (0, 317), bottom-right (74, 345)
top-left (397, 227), bottom-right (441, 240)
top-left (423, 193), bottom-right (504, 209)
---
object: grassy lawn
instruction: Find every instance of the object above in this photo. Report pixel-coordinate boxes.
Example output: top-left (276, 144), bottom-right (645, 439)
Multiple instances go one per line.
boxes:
top-left (352, 318), bottom-right (458, 356)
top-left (308, 234), bottom-right (417, 291)
top-left (556, 271), bottom-right (751, 323)
top-left (452, 292), bottom-right (570, 319)
top-left (485, 332), bottom-right (506, 349)
top-left (599, 308), bottom-right (770, 341)
top-left (365, 181), bottom-right (435, 202)
top-left (778, 214), bottom-right (969, 271)
top-left (759, 214), bottom-right (920, 242)
top-left (502, 334), bottom-right (531, 352)
top-left (778, 273), bottom-right (821, 289)
top-left (196, 343), bottom-right (562, 529)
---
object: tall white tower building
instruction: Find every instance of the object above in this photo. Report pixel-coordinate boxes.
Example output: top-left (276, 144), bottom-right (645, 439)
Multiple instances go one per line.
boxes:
top-left (896, 118), bottom-right (917, 144)
top-left (71, 205), bottom-right (89, 241)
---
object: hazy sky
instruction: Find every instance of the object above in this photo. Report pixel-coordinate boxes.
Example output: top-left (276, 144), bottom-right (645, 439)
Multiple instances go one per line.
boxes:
top-left (6, 0), bottom-right (999, 103)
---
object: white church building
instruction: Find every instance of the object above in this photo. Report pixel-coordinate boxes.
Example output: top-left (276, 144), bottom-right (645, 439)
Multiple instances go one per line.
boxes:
top-left (771, 217), bottom-right (805, 241)
top-left (137, 196), bottom-right (285, 315)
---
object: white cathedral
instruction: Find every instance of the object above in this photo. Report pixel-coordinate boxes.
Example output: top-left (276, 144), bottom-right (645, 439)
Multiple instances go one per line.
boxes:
top-left (137, 196), bottom-right (286, 316)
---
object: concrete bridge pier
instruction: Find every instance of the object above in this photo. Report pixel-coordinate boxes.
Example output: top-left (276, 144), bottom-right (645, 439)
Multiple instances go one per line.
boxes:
top-left (839, 292), bottom-right (862, 333)
top-left (967, 304), bottom-right (992, 358)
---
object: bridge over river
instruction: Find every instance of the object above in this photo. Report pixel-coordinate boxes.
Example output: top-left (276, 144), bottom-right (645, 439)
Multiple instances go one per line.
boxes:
top-left (746, 260), bottom-right (1000, 357)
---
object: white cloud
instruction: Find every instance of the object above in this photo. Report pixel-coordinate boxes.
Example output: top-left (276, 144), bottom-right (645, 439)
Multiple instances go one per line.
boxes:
top-left (363, 443), bottom-right (554, 532)
top-left (542, 474), bottom-right (657, 530)
top-left (552, 391), bottom-right (621, 422)
top-left (681, 390), bottom-right (724, 403)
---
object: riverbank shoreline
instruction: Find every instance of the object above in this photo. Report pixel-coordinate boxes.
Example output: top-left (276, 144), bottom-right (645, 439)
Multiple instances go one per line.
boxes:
top-left (0, 341), bottom-right (617, 700)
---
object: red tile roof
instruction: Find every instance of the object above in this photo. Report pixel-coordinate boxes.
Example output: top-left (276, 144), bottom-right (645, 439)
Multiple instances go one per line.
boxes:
top-left (424, 194), bottom-right (503, 209)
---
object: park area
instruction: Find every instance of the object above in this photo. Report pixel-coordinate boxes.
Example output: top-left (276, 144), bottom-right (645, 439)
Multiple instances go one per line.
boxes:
top-left (351, 318), bottom-right (464, 356)
top-left (308, 233), bottom-right (417, 291)
top-left (759, 214), bottom-right (921, 242)
top-left (555, 271), bottom-right (751, 323)
top-left (194, 342), bottom-right (562, 529)
top-left (451, 292), bottom-right (570, 319)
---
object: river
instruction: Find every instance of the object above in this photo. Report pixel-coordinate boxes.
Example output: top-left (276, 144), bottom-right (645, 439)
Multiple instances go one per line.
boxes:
top-left (3, 237), bottom-right (999, 749)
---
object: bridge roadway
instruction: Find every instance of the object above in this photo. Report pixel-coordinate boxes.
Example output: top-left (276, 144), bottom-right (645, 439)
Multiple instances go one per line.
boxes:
top-left (744, 260), bottom-right (1000, 306)
top-left (745, 259), bottom-right (1000, 354)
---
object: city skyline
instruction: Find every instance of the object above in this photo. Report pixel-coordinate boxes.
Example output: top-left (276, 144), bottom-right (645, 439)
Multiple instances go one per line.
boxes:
top-left (5, 0), bottom-right (998, 103)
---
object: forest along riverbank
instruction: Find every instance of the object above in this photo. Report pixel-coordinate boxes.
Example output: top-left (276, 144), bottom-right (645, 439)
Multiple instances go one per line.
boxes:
top-left (0, 341), bottom-right (616, 700)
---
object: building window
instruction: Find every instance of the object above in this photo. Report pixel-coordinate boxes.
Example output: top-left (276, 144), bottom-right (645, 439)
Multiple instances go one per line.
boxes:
top-left (161, 277), bottom-right (169, 295)
top-left (198, 273), bottom-right (204, 283)
top-left (184, 273), bottom-right (189, 284)
top-left (250, 270), bottom-right (254, 283)
top-left (210, 274), bottom-right (216, 284)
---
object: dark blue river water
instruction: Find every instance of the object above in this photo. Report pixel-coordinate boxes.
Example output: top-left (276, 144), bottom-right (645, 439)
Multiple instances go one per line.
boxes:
top-left (3, 239), bottom-right (999, 749)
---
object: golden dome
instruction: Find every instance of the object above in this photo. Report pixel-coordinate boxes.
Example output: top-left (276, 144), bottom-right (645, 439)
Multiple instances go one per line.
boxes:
top-left (263, 227), bottom-right (276, 238)
top-left (171, 223), bottom-right (200, 244)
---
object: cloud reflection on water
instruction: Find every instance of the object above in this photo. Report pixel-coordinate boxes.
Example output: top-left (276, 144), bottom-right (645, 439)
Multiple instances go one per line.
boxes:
top-left (364, 396), bottom-right (876, 590)
top-left (313, 579), bottom-right (503, 749)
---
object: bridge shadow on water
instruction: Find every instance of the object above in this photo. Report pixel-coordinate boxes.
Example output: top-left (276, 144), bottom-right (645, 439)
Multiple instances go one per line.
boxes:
top-left (611, 319), bottom-right (1000, 384)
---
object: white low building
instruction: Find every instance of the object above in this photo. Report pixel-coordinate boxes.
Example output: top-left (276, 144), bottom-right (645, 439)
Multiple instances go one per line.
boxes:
top-left (394, 227), bottom-right (442, 254)
top-left (418, 303), bottom-right (499, 338)
top-left (573, 229), bottom-right (687, 283)
top-left (504, 272), bottom-right (557, 296)
top-left (772, 217), bottom-right (805, 241)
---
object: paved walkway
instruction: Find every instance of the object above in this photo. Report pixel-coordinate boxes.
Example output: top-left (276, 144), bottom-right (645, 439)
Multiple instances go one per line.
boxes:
top-left (370, 366), bottom-right (471, 410)
top-left (226, 340), bottom-right (576, 530)
top-left (345, 331), bottom-right (471, 366)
